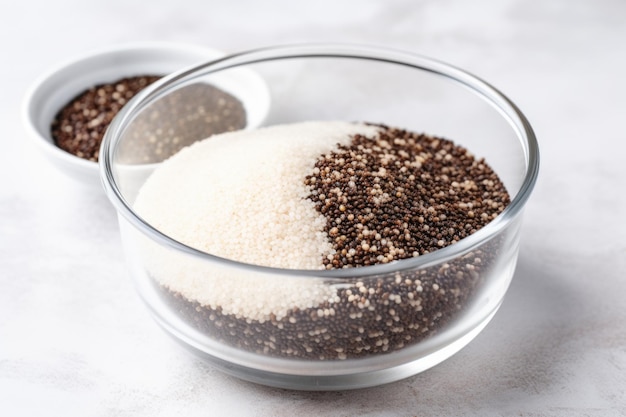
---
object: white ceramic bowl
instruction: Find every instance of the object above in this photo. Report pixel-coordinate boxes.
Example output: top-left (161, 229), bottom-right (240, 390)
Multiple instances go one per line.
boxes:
top-left (22, 42), bottom-right (271, 189)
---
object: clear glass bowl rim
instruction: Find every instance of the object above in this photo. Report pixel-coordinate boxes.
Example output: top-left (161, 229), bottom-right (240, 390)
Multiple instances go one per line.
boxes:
top-left (100, 43), bottom-right (540, 279)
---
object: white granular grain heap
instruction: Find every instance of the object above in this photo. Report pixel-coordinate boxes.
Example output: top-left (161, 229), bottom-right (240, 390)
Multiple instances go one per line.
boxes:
top-left (133, 121), bottom-right (381, 320)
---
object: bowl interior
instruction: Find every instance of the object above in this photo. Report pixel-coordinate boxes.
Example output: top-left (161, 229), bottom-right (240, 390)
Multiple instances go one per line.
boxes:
top-left (108, 47), bottom-right (536, 226)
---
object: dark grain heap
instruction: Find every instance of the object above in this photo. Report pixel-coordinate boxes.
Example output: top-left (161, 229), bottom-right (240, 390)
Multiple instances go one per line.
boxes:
top-left (306, 125), bottom-right (509, 268)
top-left (51, 77), bottom-right (246, 163)
top-left (52, 75), bottom-right (160, 162)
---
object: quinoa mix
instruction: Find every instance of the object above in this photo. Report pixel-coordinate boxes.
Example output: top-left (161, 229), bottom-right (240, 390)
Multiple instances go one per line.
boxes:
top-left (52, 75), bottom-right (161, 161)
top-left (134, 121), bottom-right (510, 360)
top-left (51, 76), bottom-right (246, 163)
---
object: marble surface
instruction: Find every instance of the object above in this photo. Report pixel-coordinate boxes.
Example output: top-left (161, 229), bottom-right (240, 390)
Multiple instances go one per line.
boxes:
top-left (2, 0), bottom-right (626, 415)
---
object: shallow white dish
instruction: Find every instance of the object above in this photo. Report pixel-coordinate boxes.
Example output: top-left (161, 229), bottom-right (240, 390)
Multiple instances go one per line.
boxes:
top-left (22, 42), bottom-right (271, 189)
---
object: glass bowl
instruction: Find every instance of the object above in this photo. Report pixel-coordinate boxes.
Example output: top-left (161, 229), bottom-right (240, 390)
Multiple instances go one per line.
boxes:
top-left (100, 44), bottom-right (539, 390)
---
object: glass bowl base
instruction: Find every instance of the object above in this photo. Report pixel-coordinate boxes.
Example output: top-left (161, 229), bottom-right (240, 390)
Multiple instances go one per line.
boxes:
top-left (154, 307), bottom-right (499, 391)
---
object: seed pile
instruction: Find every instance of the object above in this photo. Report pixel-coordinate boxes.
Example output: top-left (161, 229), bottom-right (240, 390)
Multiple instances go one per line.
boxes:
top-left (306, 125), bottom-right (510, 269)
top-left (158, 248), bottom-right (490, 359)
top-left (51, 77), bottom-right (246, 163)
top-left (135, 121), bottom-right (510, 360)
top-left (52, 75), bottom-right (160, 161)
top-left (134, 121), bottom-right (379, 276)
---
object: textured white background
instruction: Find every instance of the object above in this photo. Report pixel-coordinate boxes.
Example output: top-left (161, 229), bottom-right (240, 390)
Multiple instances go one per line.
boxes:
top-left (2, 0), bottom-right (626, 416)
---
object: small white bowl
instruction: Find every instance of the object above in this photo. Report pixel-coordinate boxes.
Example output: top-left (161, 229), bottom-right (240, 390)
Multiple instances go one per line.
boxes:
top-left (22, 42), bottom-right (271, 189)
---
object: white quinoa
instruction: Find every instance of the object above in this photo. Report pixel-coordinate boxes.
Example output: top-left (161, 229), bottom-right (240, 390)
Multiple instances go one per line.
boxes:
top-left (133, 121), bottom-right (381, 320)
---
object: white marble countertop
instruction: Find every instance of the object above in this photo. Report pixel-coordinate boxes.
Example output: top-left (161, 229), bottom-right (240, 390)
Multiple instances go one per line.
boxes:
top-left (2, 0), bottom-right (626, 415)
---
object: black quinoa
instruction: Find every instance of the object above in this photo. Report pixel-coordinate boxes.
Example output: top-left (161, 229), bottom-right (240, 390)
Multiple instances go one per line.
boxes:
top-left (52, 75), bottom-right (161, 161)
top-left (51, 77), bottom-right (246, 163)
top-left (307, 125), bottom-right (509, 268)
